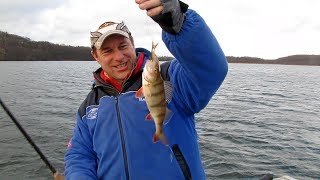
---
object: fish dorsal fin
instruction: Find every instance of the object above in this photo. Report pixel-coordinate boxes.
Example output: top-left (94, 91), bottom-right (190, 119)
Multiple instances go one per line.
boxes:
top-left (151, 41), bottom-right (159, 62)
top-left (163, 107), bottom-right (174, 125)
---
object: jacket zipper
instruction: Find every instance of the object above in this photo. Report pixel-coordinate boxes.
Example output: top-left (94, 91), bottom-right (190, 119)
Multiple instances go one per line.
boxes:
top-left (115, 97), bottom-right (130, 180)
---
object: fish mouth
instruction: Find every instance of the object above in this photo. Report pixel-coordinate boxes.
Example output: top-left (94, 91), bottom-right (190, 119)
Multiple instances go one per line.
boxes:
top-left (144, 74), bottom-right (149, 82)
top-left (144, 73), bottom-right (155, 83)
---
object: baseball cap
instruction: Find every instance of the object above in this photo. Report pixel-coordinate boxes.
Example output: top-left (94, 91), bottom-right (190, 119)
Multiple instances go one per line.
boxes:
top-left (90, 21), bottom-right (131, 49)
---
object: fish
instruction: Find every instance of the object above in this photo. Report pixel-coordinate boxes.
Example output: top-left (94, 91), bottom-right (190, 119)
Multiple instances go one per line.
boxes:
top-left (135, 42), bottom-right (170, 145)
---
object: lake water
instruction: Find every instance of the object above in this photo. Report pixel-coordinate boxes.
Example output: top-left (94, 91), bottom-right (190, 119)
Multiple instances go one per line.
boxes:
top-left (0, 61), bottom-right (319, 179)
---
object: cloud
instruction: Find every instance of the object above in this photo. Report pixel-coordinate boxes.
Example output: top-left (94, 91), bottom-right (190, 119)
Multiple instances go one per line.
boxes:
top-left (0, 0), bottom-right (65, 41)
top-left (0, 0), bottom-right (319, 59)
top-left (8, 0), bottom-right (163, 51)
top-left (0, 1), bottom-right (65, 25)
top-left (197, 0), bottom-right (320, 59)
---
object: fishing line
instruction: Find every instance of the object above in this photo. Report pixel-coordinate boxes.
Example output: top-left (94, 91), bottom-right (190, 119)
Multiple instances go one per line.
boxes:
top-left (0, 97), bottom-right (57, 175)
top-left (143, 10), bottom-right (160, 50)
top-left (144, 15), bottom-right (153, 48)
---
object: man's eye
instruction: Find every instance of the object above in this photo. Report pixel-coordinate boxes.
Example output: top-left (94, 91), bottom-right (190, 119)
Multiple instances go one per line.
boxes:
top-left (120, 44), bottom-right (127, 49)
top-left (103, 49), bottom-right (112, 53)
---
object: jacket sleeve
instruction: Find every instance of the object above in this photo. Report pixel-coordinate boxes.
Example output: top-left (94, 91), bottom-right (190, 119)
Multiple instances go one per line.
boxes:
top-left (163, 9), bottom-right (228, 115)
top-left (64, 112), bottom-right (98, 179)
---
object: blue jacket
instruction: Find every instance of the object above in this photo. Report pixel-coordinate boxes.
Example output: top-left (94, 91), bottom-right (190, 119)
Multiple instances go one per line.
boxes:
top-left (64, 9), bottom-right (228, 180)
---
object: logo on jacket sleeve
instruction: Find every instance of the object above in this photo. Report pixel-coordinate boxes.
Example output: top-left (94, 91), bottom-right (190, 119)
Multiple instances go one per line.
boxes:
top-left (86, 107), bottom-right (98, 120)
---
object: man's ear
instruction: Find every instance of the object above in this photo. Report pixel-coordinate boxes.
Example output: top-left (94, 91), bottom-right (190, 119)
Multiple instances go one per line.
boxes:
top-left (91, 50), bottom-right (99, 62)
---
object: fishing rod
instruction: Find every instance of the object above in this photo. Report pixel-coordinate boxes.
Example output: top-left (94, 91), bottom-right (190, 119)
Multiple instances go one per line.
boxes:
top-left (0, 97), bottom-right (57, 175)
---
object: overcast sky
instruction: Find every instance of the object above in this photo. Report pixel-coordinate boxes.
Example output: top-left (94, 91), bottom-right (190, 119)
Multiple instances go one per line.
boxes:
top-left (0, 0), bottom-right (319, 59)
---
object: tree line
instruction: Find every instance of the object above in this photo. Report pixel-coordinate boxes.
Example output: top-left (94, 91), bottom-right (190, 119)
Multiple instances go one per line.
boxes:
top-left (0, 31), bottom-right (94, 61)
top-left (0, 31), bottom-right (175, 62)
top-left (0, 31), bottom-right (319, 65)
top-left (227, 55), bottom-right (320, 66)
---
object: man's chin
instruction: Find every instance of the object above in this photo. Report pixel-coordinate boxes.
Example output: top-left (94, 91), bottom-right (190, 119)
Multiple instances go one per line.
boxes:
top-left (113, 75), bottom-right (127, 82)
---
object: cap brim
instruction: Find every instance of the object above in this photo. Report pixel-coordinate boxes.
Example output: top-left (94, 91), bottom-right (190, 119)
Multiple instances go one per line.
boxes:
top-left (94, 30), bottom-right (130, 49)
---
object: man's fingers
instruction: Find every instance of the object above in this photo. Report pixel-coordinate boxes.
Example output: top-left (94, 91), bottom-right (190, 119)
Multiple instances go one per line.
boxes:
top-left (135, 0), bottom-right (147, 4)
top-left (147, 6), bottom-right (163, 17)
top-left (54, 172), bottom-right (65, 180)
top-left (136, 0), bottom-right (162, 10)
top-left (135, 0), bottom-right (163, 17)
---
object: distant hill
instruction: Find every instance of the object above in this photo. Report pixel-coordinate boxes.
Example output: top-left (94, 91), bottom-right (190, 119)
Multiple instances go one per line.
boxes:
top-left (227, 55), bottom-right (320, 66)
top-left (0, 31), bottom-right (94, 61)
top-left (0, 31), bottom-right (319, 65)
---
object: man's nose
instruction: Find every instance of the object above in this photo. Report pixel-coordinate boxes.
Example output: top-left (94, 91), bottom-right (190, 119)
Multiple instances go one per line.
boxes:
top-left (114, 49), bottom-right (124, 61)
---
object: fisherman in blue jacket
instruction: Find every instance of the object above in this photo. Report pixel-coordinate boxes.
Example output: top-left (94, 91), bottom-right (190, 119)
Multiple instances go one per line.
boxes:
top-left (64, 0), bottom-right (228, 179)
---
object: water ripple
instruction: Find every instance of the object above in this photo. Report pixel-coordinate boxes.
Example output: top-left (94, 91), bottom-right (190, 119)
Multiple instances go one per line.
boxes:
top-left (1, 62), bottom-right (319, 179)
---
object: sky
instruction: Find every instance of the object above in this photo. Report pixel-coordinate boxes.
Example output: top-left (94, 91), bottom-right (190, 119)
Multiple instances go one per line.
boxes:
top-left (0, 0), bottom-right (319, 59)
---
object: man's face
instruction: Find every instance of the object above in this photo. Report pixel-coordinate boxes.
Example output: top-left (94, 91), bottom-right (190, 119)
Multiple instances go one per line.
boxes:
top-left (92, 34), bottom-right (136, 83)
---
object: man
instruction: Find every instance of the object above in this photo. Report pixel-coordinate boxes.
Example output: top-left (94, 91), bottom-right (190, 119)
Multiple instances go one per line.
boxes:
top-left (64, 0), bottom-right (228, 179)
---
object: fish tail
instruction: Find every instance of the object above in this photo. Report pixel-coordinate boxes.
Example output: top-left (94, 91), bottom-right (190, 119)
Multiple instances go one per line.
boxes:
top-left (153, 130), bottom-right (168, 145)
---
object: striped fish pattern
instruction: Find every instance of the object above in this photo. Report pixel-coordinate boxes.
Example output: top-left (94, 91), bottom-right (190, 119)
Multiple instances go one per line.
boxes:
top-left (136, 42), bottom-right (169, 145)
